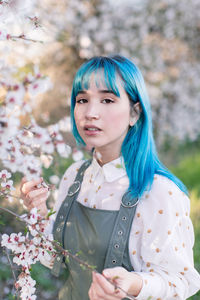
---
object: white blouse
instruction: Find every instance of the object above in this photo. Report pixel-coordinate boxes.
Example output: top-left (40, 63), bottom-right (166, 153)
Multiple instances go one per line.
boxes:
top-left (50, 156), bottom-right (200, 300)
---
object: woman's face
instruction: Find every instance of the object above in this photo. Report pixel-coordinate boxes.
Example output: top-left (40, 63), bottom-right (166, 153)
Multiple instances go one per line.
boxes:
top-left (74, 74), bottom-right (133, 163)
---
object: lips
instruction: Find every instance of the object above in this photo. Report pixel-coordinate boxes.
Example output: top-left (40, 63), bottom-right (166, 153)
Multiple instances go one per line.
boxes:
top-left (84, 125), bottom-right (102, 131)
top-left (83, 125), bottom-right (102, 136)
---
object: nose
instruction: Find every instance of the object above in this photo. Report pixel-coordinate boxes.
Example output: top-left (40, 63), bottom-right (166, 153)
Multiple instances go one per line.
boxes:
top-left (85, 103), bottom-right (100, 120)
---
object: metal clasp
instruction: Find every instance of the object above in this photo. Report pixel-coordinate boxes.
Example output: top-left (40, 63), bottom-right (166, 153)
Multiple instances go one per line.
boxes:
top-left (67, 181), bottom-right (81, 196)
top-left (121, 191), bottom-right (139, 208)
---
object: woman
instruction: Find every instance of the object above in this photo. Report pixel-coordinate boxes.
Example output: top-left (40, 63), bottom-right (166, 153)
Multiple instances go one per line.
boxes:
top-left (21, 55), bottom-right (200, 299)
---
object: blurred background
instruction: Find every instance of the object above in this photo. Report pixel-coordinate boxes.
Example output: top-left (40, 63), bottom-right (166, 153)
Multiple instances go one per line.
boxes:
top-left (0, 0), bottom-right (200, 299)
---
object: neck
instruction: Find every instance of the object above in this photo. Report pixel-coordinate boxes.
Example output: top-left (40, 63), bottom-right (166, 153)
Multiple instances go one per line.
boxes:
top-left (94, 148), bottom-right (121, 166)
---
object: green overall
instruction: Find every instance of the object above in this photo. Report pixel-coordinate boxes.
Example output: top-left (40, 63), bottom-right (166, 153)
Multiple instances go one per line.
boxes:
top-left (52, 161), bottom-right (139, 300)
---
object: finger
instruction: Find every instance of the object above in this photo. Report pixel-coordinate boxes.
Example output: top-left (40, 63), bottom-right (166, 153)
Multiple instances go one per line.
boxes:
top-left (21, 178), bottom-right (43, 195)
top-left (27, 188), bottom-right (48, 200)
top-left (24, 192), bottom-right (48, 209)
top-left (93, 272), bottom-right (114, 295)
top-left (23, 187), bottom-right (47, 203)
top-left (21, 177), bottom-right (27, 184)
top-left (94, 272), bottom-right (125, 298)
top-left (24, 197), bottom-right (47, 215)
top-left (20, 178), bottom-right (27, 194)
top-left (31, 196), bottom-right (48, 208)
top-left (89, 279), bottom-right (107, 300)
top-left (88, 283), bottom-right (97, 300)
top-left (103, 267), bottom-right (126, 280)
top-left (91, 272), bottom-right (108, 298)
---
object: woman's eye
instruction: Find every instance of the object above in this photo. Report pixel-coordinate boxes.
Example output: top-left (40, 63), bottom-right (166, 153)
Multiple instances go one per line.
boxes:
top-left (102, 99), bottom-right (114, 104)
top-left (76, 98), bottom-right (87, 104)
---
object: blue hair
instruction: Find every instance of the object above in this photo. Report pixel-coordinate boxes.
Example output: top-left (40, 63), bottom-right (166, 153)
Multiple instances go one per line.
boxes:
top-left (70, 55), bottom-right (188, 198)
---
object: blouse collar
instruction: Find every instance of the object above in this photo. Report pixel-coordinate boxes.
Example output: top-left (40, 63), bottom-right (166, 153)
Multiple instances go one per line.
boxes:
top-left (89, 155), bottom-right (127, 182)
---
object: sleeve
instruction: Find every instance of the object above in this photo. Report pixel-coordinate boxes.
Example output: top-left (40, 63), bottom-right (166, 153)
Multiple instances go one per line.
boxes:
top-left (40, 159), bottom-right (85, 269)
top-left (130, 176), bottom-right (200, 300)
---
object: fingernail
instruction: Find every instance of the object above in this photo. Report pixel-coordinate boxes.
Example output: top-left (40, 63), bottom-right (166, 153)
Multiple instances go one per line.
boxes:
top-left (103, 270), bottom-right (108, 277)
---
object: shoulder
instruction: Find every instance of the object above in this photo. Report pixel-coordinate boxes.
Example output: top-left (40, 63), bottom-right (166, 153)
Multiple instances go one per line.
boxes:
top-left (140, 175), bottom-right (190, 216)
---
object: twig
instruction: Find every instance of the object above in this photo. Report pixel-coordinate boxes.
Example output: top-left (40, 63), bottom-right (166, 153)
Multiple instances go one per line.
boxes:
top-left (4, 248), bottom-right (20, 299)
top-left (8, 35), bottom-right (43, 44)
top-left (0, 192), bottom-right (21, 200)
top-left (4, 248), bottom-right (17, 282)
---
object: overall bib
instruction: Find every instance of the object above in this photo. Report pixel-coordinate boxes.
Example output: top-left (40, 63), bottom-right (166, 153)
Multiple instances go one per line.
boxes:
top-left (52, 161), bottom-right (139, 300)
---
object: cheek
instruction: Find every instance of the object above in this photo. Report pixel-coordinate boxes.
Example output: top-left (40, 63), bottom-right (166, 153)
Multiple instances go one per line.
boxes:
top-left (108, 109), bottom-right (130, 128)
top-left (74, 108), bottom-right (82, 127)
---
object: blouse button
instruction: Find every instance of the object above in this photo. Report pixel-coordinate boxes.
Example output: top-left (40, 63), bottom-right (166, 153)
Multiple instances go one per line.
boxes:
top-left (114, 244), bottom-right (119, 249)
top-left (122, 216), bottom-right (127, 221)
top-left (57, 228), bottom-right (61, 232)
top-left (118, 230), bottom-right (123, 235)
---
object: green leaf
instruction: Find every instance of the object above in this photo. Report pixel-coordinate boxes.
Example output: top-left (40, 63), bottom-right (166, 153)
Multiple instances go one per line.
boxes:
top-left (90, 265), bottom-right (97, 270)
top-left (8, 295), bottom-right (17, 300)
top-left (80, 264), bottom-right (86, 270)
top-left (65, 256), bottom-right (69, 264)
top-left (47, 208), bottom-right (56, 218)
top-left (75, 251), bottom-right (82, 257)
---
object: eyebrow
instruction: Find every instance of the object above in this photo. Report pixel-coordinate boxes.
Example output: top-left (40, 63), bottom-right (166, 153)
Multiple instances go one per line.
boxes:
top-left (76, 90), bottom-right (116, 96)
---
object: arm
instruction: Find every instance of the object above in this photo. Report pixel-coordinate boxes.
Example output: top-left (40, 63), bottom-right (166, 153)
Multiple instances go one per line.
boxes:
top-left (130, 176), bottom-right (200, 300)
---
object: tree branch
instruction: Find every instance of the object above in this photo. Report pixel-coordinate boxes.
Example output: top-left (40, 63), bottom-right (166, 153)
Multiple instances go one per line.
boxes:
top-left (8, 34), bottom-right (43, 44)
top-left (4, 247), bottom-right (20, 299)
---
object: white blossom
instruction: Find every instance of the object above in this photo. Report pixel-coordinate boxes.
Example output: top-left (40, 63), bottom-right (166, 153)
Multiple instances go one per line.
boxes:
top-left (0, 169), bottom-right (11, 179)
top-left (28, 77), bottom-right (52, 97)
top-left (1, 208), bottom-right (57, 300)
top-left (72, 149), bottom-right (84, 161)
top-left (49, 175), bottom-right (60, 185)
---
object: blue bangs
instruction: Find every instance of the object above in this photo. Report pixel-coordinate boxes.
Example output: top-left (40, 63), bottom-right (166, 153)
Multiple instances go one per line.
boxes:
top-left (72, 57), bottom-right (121, 98)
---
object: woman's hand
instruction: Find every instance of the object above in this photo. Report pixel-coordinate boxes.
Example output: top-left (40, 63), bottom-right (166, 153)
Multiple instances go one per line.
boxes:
top-left (88, 267), bottom-right (142, 300)
top-left (20, 177), bottom-right (49, 216)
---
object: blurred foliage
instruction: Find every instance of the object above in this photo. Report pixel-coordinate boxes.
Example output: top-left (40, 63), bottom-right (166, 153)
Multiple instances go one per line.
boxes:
top-left (170, 145), bottom-right (200, 300)
top-left (172, 154), bottom-right (200, 196)
top-left (160, 136), bottom-right (200, 165)
top-left (42, 155), bottom-right (74, 183)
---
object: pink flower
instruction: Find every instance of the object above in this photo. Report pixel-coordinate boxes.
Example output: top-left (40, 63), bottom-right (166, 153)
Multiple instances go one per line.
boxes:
top-left (1, 179), bottom-right (14, 189)
top-left (0, 169), bottom-right (11, 179)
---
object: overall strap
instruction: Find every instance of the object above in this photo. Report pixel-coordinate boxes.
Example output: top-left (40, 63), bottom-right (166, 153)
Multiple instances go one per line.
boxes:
top-left (51, 160), bottom-right (91, 277)
top-left (104, 191), bottom-right (139, 269)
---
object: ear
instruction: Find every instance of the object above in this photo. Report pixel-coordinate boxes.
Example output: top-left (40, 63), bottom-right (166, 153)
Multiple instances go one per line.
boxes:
top-left (129, 102), bottom-right (141, 127)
